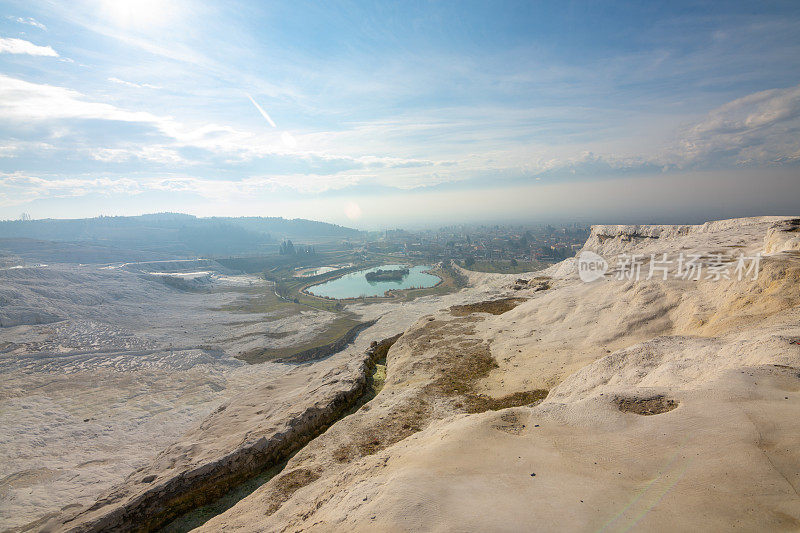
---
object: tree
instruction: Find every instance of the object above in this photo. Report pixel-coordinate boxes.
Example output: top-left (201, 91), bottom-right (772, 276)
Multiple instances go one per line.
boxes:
top-left (464, 256), bottom-right (475, 268)
top-left (275, 281), bottom-right (292, 299)
top-left (279, 240), bottom-right (296, 255)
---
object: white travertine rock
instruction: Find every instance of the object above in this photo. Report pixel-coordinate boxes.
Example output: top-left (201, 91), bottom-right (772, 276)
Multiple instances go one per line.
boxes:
top-left (4, 216), bottom-right (800, 532)
top-left (192, 216), bottom-right (800, 532)
top-left (763, 218), bottom-right (800, 254)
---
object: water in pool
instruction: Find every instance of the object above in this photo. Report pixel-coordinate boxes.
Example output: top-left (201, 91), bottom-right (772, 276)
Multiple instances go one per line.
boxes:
top-left (307, 264), bottom-right (440, 298)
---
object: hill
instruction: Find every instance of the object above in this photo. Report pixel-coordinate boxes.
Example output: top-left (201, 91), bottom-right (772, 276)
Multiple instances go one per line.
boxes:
top-left (0, 214), bottom-right (361, 260)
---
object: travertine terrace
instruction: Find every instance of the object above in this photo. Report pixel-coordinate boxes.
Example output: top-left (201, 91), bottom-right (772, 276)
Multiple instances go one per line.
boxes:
top-left (4, 217), bottom-right (799, 532)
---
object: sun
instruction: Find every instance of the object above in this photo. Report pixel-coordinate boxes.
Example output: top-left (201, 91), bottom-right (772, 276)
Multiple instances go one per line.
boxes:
top-left (344, 201), bottom-right (363, 221)
top-left (98, 0), bottom-right (176, 29)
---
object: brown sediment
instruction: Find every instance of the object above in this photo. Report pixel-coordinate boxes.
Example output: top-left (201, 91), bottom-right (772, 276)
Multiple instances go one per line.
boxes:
top-left (263, 469), bottom-right (321, 517)
top-left (424, 324), bottom-right (547, 413)
top-left (614, 395), bottom-right (678, 415)
top-left (449, 297), bottom-right (526, 317)
top-left (462, 390), bottom-right (549, 414)
top-left (329, 318), bottom-right (548, 469)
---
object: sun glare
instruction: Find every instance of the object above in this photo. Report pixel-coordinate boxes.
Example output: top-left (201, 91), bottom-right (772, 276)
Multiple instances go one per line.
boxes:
top-left (99, 0), bottom-right (176, 29)
top-left (344, 201), bottom-right (363, 221)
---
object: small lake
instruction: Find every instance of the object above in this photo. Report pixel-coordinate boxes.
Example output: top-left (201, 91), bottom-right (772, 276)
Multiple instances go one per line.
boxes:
top-left (306, 264), bottom-right (440, 299)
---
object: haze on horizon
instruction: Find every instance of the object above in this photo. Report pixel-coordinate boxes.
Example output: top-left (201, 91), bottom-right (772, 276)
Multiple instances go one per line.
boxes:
top-left (1, 0), bottom-right (799, 229)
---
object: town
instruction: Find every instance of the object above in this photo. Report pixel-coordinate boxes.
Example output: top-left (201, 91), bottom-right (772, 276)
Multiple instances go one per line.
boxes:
top-left (364, 223), bottom-right (590, 273)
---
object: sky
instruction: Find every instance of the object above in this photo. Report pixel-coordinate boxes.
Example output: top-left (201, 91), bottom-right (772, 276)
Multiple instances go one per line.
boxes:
top-left (0, 0), bottom-right (799, 228)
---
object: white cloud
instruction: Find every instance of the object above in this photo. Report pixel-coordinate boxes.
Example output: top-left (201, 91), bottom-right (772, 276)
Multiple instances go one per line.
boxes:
top-left (108, 77), bottom-right (162, 89)
top-left (0, 172), bottom-right (141, 207)
top-left (0, 76), bottom-right (543, 193)
top-left (0, 141), bottom-right (55, 159)
top-left (674, 83), bottom-right (800, 166)
top-left (510, 84), bottom-right (800, 176)
top-left (5, 68), bottom-right (798, 207)
top-left (0, 37), bottom-right (58, 56)
top-left (91, 146), bottom-right (184, 164)
top-left (0, 146), bottom-right (18, 158)
top-left (0, 77), bottom-right (291, 160)
top-left (0, 74), bottom-right (163, 125)
top-left (0, 170), bottom-right (371, 207)
top-left (0, 76), bottom-right (346, 177)
top-left (7, 16), bottom-right (47, 30)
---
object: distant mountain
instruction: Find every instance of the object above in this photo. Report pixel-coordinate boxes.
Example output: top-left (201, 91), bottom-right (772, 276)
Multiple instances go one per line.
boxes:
top-left (208, 216), bottom-right (359, 239)
top-left (0, 213), bottom-right (360, 259)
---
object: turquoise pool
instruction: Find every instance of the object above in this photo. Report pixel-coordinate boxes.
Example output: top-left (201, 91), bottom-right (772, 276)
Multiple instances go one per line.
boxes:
top-left (306, 264), bottom-right (440, 298)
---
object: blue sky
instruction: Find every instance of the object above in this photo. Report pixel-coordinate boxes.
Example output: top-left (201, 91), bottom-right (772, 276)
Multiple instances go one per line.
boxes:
top-left (1, 0), bottom-right (799, 227)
